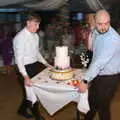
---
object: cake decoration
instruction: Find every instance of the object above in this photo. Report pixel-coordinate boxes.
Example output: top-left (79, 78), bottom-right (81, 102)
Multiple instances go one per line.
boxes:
top-left (50, 46), bottom-right (74, 80)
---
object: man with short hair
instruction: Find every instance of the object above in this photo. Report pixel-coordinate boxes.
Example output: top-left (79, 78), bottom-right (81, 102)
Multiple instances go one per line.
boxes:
top-left (13, 12), bottom-right (51, 120)
top-left (79, 9), bottom-right (120, 120)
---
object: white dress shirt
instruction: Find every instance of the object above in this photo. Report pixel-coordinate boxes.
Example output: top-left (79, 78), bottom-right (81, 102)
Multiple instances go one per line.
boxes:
top-left (13, 27), bottom-right (48, 76)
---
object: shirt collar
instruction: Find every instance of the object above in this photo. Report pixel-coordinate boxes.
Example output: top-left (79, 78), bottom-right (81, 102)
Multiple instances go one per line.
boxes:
top-left (94, 26), bottom-right (112, 36)
top-left (24, 27), bottom-right (35, 35)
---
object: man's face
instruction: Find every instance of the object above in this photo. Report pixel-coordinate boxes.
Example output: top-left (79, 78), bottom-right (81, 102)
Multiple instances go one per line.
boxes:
top-left (95, 15), bottom-right (110, 34)
top-left (27, 20), bottom-right (40, 33)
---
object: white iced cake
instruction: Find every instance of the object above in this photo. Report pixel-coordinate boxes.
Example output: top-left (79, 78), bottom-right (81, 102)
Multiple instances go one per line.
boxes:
top-left (50, 46), bottom-right (74, 80)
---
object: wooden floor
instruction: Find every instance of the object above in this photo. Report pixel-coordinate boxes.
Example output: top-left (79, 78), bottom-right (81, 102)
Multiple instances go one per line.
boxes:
top-left (0, 66), bottom-right (120, 120)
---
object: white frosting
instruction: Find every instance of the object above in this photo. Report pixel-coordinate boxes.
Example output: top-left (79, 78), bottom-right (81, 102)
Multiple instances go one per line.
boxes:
top-left (56, 46), bottom-right (68, 57)
top-left (54, 56), bottom-right (70, 69)
top-left (50, 46), bottom-right (73, 80)
top-left (54, 46), bottom-right (70, 69)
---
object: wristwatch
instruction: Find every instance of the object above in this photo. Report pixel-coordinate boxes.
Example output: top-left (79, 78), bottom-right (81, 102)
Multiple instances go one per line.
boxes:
top-left (82, 80), bottom-right (88, 84)
top-left (82, 79), bottom-right (92, 87)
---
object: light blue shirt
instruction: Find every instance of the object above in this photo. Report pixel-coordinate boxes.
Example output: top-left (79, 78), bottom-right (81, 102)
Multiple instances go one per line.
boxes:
top-left (83, 26), bottom-right (120, 82)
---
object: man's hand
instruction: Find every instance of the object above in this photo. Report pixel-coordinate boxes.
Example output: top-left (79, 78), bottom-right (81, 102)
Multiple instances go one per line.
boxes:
top-left (46, 63), bottom-right (53, 69)
top-left (79, 81), bottom-right (88, 93)
top-left (24, 76), bottom-right (31, 87)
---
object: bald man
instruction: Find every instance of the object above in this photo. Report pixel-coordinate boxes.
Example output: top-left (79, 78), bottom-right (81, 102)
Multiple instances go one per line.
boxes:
top-left (79, 9), bottom-right (120, 120)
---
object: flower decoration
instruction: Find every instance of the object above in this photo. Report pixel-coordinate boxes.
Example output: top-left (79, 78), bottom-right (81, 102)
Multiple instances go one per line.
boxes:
top-left (80, 52), bottom-right (89, 68)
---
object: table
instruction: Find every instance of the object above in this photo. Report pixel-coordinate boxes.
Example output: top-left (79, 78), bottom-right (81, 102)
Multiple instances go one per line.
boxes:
top-left (31, 68), bottom-right (89, 116)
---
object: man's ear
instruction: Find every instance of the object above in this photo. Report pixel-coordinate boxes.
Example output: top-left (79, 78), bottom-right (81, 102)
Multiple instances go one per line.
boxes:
top-left (26, 20), bottom-right (29, 25)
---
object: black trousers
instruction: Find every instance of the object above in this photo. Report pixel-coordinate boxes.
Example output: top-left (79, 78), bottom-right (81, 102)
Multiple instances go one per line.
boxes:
top-left (14, 62), bottom-right (46, 104)
top-left (84, 74), bottom-right (120, 120)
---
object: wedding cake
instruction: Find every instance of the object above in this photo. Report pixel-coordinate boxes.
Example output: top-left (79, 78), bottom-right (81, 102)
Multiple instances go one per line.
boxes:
top-left (50, 46), bottom-right (74, 80)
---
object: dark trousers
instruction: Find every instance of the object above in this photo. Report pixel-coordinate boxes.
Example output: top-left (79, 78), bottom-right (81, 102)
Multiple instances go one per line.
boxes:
top-left (84, 74), bottom-right (120, 120)
top-left (15, 62), bottom-right (46, 101)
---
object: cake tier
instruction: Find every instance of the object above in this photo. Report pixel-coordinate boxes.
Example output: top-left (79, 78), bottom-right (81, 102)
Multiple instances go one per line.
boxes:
top-left (50, 68), bottom-right (74, 80)
top-left (54, 56), bottom-right (70, 69)
top-left (56, 46), bottom-right (68, 57)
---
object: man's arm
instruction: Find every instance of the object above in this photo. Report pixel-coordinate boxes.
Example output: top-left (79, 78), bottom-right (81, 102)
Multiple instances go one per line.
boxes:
top-left (37, 52), bottom-right (52, 68)
top-left (13, 35), bottom-right (31, 86)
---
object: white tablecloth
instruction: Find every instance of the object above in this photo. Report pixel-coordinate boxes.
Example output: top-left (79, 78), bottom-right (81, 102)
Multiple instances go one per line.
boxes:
top-left (31, 68), bottom-right (90, 115)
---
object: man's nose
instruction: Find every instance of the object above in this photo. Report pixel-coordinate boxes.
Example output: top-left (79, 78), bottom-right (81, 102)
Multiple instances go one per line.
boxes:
top-left (102, 24), bottom-right (106, 29)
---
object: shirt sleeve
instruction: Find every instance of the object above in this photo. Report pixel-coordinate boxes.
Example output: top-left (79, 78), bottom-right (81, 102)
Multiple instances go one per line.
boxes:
top-left (83, 37), bottom-right (117, 82)
top-left (13, 35), bottom-right (28, 76)
top-left (37, 52), bottom-right (48, 65)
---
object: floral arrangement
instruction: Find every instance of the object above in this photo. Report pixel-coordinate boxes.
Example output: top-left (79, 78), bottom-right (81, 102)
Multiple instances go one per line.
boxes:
top-left (80, 52), bottom-right (89, 68)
